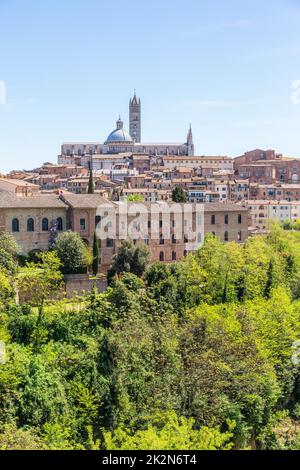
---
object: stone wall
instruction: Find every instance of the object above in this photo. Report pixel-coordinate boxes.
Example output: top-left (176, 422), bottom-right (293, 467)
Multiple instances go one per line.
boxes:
top-left (64, 274), bottom-right (107, 298)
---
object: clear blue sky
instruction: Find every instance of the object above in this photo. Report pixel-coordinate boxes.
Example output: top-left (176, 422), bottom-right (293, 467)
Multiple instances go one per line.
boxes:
top-left (0, 0), bottom-right (300, 172)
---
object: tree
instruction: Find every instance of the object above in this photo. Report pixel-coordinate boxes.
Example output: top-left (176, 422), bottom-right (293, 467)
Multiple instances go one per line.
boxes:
top-left (0, 269), bottom-right (14, 304)
top-left (127, 194), bottom-right (144, 202)
top-left (92, 232), bottom-right (99, 276)
top-left (103, 412), bottom-right (234, 450)
top-left (172, 186), bottom-right (187, 203)
top-left (48, 219), bottom-right (58, 249)
top-left (54, 231), bottom-right (89, 274)
top-left (88, 167), bottom-right (95, 194)
top-left (108, 240), bottom-right (150, 283)
top-left (17, 251), bottom-right (63, 311)
top-left (0, 232), bottom-right (18, 275)
top-left (0, 232), bottom-right (18, 256)
top-left (0, 423), bottom-right (44, 450)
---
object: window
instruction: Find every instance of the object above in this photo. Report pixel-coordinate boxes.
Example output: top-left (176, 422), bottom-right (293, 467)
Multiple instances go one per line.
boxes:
top-left (183, 250), bottom-right (187, 257)
top-left (172, 251), bottom-right (177, 261)
top-left (80, 218), bottom-right (86, 231)
top-left (42, 218), bottom-right (49, 231)
top-left (57, 217), bottom-right (63, 231)
top-left (106, 238), bottom-right (114, 248)
top-left (95, 215), bottom-right (101, 228)
top-left (224, 231), bottom-right (229, 241)
top-left (159, 251), bottom-right (164, 262)
top-left (172, 234), bottom-right (177, 244)
top-left (238, 214), bottom-right (242, 224)
top-left (160, 236), bottom-right (164, 245)
top-left (211, 214), bottom-right (216, 225)
top-left (12, 218), bottom-right (19, 233)
top-left (225, 214), bottom-right (229, 225)
top-left (27, 218), bottom-right (34, 232)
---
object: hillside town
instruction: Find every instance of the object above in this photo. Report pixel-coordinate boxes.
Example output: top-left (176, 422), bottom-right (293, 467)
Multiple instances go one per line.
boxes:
top-left (0, 93), bottom-right (299, 275)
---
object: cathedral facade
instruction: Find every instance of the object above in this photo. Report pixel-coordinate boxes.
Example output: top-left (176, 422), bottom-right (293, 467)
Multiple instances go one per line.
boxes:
top-left (59, 93), bottom-right (194, 166)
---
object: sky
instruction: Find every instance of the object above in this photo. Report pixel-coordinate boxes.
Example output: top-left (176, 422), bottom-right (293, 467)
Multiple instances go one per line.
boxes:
top-left (0, 0), bottom-right (300, 172)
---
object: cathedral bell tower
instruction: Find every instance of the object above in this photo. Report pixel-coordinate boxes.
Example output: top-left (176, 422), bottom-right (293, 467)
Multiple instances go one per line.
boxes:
top-left (187, 124), bottom-right (194, 156)
top-left (129, 91), bottom-right (141, 143)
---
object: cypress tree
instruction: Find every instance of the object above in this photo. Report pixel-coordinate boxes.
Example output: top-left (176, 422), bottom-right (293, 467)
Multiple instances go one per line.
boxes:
top-left (92, 232), bottom-right (99, 276)
top-left (88, 167), bottom-right (95, 194)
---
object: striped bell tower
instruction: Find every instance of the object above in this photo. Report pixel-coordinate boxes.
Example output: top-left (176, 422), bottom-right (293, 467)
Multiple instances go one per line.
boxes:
top-left (129, 91), bottom-right (141, 143)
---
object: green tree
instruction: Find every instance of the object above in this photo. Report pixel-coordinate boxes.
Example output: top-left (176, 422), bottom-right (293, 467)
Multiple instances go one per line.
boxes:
top-left (0, 423), bottom-right (44, 450)
top-left (103, 412), bottom-right (234, 450)
top-left (172, 186), bottom-right (187, 203)
top-left (17, 251), bottom-right (63, 312)
top-left (54, 231), bottom-right (89, 274)
top-left (108, 240), bottom-right (150, 283)
top-left (92, 232), bottom-right (99, 276)
top-left (88, 167), bottom-right (95, 194)
top-left (127, 194), bottom-right (144, 202)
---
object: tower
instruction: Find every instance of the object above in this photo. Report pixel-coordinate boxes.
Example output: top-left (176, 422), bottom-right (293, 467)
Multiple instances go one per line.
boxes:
top-left (129, 91), bottom-right (141, 143)
top-left (187, 124), bottom-right (194, 156)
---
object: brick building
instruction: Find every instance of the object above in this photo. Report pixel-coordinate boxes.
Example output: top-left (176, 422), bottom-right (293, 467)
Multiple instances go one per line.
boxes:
top-left (0, 191), bottom-right (248, 274)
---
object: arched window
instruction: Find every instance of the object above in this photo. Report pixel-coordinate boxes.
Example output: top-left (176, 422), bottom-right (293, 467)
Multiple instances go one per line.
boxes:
top-left (27, 218), bottom-right (34, 232)
top-left (172, 251), bottom-right (177, 261)
top-left (159, 251), bottom-right (164, 262)
top-left (225, 214), bottom-right (229, 225)
top-left (211, 214), bottom-right (216, 225)
top-left (224, 231), bottom-right (229, 241)
top-left (42, 218), bottom-right (49, 231)
top-left (12, 218), bottom-right (19, 233)
top-left (57, 217), bottom-right (63, 231)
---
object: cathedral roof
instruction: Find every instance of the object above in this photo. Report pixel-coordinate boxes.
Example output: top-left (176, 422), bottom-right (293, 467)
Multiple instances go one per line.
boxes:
top-left (105, 117), bottom-right (133, 144)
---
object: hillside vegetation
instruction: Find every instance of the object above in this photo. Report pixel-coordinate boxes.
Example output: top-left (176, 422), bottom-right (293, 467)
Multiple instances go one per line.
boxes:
top-left (1, 225), bottom-right (300, 449)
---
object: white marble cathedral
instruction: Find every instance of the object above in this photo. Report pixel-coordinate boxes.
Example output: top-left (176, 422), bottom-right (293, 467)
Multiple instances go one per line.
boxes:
top-left (59, 92), bottom-right (194, 167)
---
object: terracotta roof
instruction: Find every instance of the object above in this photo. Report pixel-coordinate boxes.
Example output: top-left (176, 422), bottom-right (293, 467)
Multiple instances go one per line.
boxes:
top-left (203, 203), bottom-right (247, 212)
top-left (0, 178), bottom-right (39, 188)
top-left (0, 191), bottom-right (66, 208)
top-left (60, 193), bottom-right (111, 208)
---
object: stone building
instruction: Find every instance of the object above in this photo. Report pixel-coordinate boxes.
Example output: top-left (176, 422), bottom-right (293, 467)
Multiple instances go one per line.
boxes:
top-left (58, 93), bottom-right (194, 166)
top-left (0, 191), bottom-right (67, 254)
top-left (0, 191), bottom-right (248, 273)
top-left (234, 149), bottom-right (300, 184)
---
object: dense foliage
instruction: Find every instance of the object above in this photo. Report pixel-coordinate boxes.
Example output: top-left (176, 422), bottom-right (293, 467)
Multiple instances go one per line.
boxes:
top-left (172, 186), bottom-right (187, 203)
top-left (2, 225), bottom-right (300, 449)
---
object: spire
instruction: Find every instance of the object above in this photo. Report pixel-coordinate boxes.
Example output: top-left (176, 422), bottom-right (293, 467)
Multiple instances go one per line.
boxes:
top-left (187, 124), bottom-right (193, 144)
top-left (116, 116), bottom-right (123, 129)
top-left (131, 90), bottom-right (139, 106)
top-left (187, 124), bottom-right (194, 156)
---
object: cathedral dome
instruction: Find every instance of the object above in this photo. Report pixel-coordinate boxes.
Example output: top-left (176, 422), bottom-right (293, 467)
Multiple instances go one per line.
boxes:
top-left (105, 116), bottom-right (133, 144)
